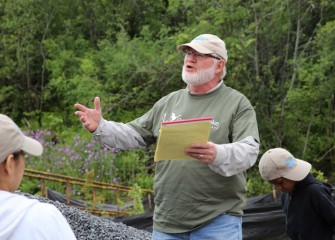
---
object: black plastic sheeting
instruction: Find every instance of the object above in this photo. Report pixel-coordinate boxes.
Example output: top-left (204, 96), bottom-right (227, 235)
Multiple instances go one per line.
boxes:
top-left (47, 189), bottom-right (288, 239)
top-left (241, 192), bottom-right (287, 239)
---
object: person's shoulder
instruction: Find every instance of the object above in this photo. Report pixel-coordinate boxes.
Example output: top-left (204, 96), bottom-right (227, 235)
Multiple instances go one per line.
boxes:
top-left (167, 88), bottom-right (187, 97)
top-left (221, 85), bottom-right (253, 107)
top-left (32, 201), bottom-right (61, 213)
top-left (223, 85), bottom-right (248, 98)
top-left (6, 194), bottom-right (76, 239)
top-left (306, 181), bottom-right (333, 197)
top-left (26, 201), bottom-right (65, 221)
top-left (3, 191), bottom-right (40, 205)
top-left (156, 89), bottom-right (187, 103)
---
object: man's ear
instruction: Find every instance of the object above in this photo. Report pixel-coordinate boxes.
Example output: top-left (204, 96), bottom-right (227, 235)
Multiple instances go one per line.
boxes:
top-left (216, 60), bottom-right (225, 74)
top-left (2, 155), bottom-right (15, 175)
top-left (219, 60), bottom-right (225, 69)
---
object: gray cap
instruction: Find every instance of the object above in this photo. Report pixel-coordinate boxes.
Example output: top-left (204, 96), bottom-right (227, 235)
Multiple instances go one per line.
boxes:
top-left (0, 114), bottom-right (43, 162)
top-left (177, 34), bottom-right (228, 62)
top-left (259, 148), bottom-right (311, 181)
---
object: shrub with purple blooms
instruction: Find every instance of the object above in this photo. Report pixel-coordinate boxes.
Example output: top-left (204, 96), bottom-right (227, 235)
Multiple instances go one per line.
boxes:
top-left (21, 129), bottom-right (154, 203)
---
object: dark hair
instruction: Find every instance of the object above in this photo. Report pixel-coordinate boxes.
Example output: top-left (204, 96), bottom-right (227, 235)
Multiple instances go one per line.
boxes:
top-left (12, 150), bottom-right (24, 160)
top-left (0, 150), bottom-right (24, 164)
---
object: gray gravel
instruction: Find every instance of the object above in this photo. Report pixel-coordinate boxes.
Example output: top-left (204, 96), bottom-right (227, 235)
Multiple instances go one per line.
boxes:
top-left (18, 192), bottom-right (152, 240)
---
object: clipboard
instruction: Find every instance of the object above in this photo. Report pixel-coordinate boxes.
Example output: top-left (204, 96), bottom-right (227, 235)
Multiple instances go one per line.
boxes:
top-left (154, 117), bottom-right (213, 161)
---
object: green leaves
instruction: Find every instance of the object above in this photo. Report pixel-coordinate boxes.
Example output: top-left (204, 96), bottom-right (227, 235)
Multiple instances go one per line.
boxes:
top-left (1, 0), bottom-right (335, 195)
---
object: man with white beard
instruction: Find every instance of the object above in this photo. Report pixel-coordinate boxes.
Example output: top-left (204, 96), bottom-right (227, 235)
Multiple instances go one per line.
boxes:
top-left (75, 34), bottom-right (260, 240)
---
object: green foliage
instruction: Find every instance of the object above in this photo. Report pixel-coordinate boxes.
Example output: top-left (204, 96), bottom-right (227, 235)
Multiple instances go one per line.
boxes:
top-left (19, 178), bottom-right (41, 195)
top-left (283, 19), bottom-right (335, 177)
top-left (81, 170), bottom-right (107, 211)
top-left (113, 150), bottom-right (154, 190)
top-left (312, 168), bottom-right (328, 183)
top-left (1, 0), bottom-right (335, 199)
top-left (127, 183), bottom-right (145, 215)
top-left (246, 167), bottom-right (272, 197)
top-left (82, 170), bottom-right (94, 202)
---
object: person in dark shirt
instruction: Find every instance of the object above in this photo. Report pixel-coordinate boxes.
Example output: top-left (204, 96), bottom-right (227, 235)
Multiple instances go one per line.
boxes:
top-left (258, 147), bottom-right (335, 240)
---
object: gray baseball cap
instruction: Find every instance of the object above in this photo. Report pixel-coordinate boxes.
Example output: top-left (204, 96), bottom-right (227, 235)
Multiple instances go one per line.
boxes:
top-left (259, 148), bottom-right (311, 181)
top-left (177, 34), bottom-right (228, 62)
top-left (0, 114), bottom-right (43, 162)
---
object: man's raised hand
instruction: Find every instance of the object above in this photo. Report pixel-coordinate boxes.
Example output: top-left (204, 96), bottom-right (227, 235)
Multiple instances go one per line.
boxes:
top-left (74, 96), bottom-right (102, 132)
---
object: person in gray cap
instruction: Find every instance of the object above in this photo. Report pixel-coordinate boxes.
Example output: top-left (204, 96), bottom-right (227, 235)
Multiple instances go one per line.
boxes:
top-left (75, 34), bottom-right (260, 240)
top-left (0, 114), bottom-right (77, 240)
top-left (259, 147), bottom-right (335, 240)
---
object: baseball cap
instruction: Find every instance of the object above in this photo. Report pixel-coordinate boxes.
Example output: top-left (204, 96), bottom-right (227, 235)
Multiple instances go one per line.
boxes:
top-left (0, 114), bottom-right (43, 163)
top-left (177, 34), bottom-right (228, 62)
top-left (259, 148), bottom-right (311, 181)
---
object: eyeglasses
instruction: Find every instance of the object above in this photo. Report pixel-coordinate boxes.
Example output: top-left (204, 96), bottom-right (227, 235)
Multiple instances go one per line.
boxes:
top-left (182, 48), bottom-right (222, 60)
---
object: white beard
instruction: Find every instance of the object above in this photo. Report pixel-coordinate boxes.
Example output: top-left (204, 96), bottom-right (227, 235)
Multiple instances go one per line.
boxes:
top-left (182, 64), bottom-right (216, 86)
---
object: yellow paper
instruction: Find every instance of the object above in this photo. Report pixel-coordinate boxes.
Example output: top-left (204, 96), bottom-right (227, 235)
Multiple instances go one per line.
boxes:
top-left (154, 118), bottom-right (212, 161)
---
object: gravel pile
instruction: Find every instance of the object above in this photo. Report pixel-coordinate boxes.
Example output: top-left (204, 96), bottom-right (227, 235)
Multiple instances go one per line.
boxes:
top-left (18, 192), bottom-right (152, 240)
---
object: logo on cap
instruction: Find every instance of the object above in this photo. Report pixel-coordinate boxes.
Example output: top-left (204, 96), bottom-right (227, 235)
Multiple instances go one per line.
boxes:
top-left (285, 156), bottom-right (296, 168)
top-left (193, 36), bottom-right (207, 41)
